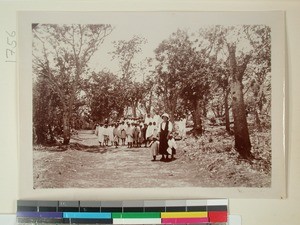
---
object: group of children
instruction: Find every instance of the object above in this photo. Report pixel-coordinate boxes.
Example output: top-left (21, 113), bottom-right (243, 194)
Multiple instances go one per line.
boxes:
top-left (95, 120), bottom-right (159, 148)
top-left (94, 115), bottom-right (177, 161)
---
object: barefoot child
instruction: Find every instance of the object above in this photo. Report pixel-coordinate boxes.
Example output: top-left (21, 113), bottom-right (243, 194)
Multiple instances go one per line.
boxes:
top-left (149, 137), bottom-right (159, 161)
top-left (167, 134), bottom-right (177, 160)
top-left (126, 123), bottom-right (134, 148)
top-left (113, 123), bottom-right (120, 148)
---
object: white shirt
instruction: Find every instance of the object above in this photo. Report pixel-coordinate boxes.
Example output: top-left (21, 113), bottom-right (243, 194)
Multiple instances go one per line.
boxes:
top-left (153, 114), bottom-right (161, 124)
top-left (146, 125), bottom-right (154, 139)
top-left (145, 116), bottom-right (152, 125)
top-left (161, 121), bottom-right (173, 132)
top-left (168, 138), bottom-right (177, 149)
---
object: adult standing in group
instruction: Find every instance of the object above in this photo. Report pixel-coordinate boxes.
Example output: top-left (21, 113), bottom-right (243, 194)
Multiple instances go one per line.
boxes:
top-left (158, 113), bottom-right (173, 161)
top-left (145, 122), bottom-right (154, 147)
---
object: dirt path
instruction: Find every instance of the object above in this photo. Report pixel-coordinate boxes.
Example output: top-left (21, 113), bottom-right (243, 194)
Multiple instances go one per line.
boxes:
top-left (33, 130), bottom-right (201, 188)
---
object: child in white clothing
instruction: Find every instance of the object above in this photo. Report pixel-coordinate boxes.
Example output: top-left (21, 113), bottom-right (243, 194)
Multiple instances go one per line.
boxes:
top-left (167, 134), bottom-right (177, 160)
top-left (149, 137), bottom-right (159, 161)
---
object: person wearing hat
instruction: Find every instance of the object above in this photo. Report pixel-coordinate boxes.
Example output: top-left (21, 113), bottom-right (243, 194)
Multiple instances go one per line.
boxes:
top-left (158, 113), bottom-right (173, 161)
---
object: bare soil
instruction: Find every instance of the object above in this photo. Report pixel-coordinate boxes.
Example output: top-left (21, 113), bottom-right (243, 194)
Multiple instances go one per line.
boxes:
top-left (33, 129), bottom-right (271, 189)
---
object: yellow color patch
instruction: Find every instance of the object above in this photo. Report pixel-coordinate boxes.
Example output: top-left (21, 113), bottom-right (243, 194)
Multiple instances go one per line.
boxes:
top-left (161, 212), bottom-right (208, 218)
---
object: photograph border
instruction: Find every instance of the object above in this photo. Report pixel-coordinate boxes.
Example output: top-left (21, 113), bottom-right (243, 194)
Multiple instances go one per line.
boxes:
top-left (18, 11), bottom-right (286, 199)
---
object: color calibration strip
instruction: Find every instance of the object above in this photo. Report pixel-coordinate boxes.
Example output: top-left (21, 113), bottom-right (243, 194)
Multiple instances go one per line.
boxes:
top-left (17, 199), bottom-right (228, 224)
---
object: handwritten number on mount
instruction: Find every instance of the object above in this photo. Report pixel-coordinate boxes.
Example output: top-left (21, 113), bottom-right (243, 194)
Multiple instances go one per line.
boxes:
top-left (5, 30), bottom-right (17, 62)
top-left (6, 31), bottom-right (16, 37)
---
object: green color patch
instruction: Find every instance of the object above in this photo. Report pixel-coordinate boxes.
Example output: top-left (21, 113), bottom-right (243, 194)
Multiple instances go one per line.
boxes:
top-left (112, 212), bottom-right (161, 218)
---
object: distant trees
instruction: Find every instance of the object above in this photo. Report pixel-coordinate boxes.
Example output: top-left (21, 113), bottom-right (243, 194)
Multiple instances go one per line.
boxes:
top-left (86, 71), bottom-right (150, 122)
top-left (154, 29), bottom-right (212, 134)
top-left (245, 26), bottom-right (271, 132)
top-left (153, 25), bottom-right (271, 159)
top-left (154, 30), bottom-right (185, 123)
top-left (32, 24), bottom-right (113, 144)
top-left (33, 76), bottom-right (62, 144)
top-left (32, 23), bottom-right (271, 159)
top-left (87, 71), bottom-right (123, 122)
top-left (224, 25), bottom-right (270, 159)
top-left (110, 36), bottom-right (148, 118)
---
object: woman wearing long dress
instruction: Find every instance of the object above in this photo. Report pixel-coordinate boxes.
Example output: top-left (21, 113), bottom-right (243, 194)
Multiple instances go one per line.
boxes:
top-left (158, 113), bottom-right (173, 161)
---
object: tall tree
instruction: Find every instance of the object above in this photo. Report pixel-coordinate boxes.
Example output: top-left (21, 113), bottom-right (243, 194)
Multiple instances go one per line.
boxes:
top-left (179, 28), bottom-right (220, 135)
top-left (244, 25), bottom-right (271, 131)
top-left (126, 81), bottom-right (147, 118)
top-left (154, 29), bottom-right (216, 133)
top-left (33, 77), bottom-right (63, 144)
top-left (210, 60), bottom-right (232, 133)
top-left (110, 36), bottom-right (147, 116)
top-left (154, 30), bottom-right (192, 123)
top-left (227, 43), bottom-right (252, 158)
top-left (140, 75), bottom-right (156, 115)
top-left (224, 25), bottom-right (271, 159)
top-left (87, 71), bottom-right (124, 123)
top-left (32, 24), bottom-right (113, 144)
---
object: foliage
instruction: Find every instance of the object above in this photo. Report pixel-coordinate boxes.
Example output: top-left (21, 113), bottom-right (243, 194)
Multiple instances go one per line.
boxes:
top-left (32, 24), bottom-right (113, 144)
top-left (179, 127), bottom-right (271, 187)
top-left (33, 77), bottom-right (63, 144)
top-left (110, 36), bottom-right (150, 117)
top-left (32, 24), bottom-right (272, 160)
top-left (87, 71), bottom-right (125, 122)
top-left (110, 35), bottom-right (147, 80)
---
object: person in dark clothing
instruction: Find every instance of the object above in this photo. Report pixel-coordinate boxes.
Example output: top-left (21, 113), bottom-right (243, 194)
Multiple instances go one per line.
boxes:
top-left (142, 124), bottom-right (148, 147)
top-left (158, 113), bottom-right (173, 161)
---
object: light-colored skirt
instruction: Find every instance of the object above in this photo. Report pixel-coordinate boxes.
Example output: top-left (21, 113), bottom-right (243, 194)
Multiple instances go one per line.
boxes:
top-left (127, 134), bottom-right (133, 142)
top-left (150, 141), bottom-right (159, 156)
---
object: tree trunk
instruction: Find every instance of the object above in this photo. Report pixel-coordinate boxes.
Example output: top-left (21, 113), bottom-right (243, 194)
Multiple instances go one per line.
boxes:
top-left (62, 111), bottom-right (71, 145)
top-left (192, 99), bottom-right (203, 135)
top-left (230, 80), bottom-right (252, 158)
top-left (64, 79), bottom-right (77, 145)
top-left (132, 103), bottom-right (137, 118)
top-left (228, 44), bottom-right (252, 159)
top-left (169, 101), bottom-right (176, 125)
top-left (48, 124), bottom-right (55, 144)
top-left (224, 89), bottom-right (231, 133)
top-left (202, 95), bottom-right (207, 117)
top-left (147, 91), bottom-right (153, 114)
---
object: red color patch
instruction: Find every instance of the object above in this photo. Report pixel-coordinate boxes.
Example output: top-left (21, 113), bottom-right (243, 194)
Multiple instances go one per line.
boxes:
top-left (208, 211), bottom-right (228, 222)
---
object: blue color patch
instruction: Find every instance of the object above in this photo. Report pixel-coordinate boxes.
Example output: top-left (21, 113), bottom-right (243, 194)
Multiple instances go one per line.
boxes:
top-left (63, 212), bottom-right (112, 219)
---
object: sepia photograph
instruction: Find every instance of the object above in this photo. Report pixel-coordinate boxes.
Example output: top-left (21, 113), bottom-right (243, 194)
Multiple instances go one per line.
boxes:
top-left (18, 11), bottom-right (286, 197)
